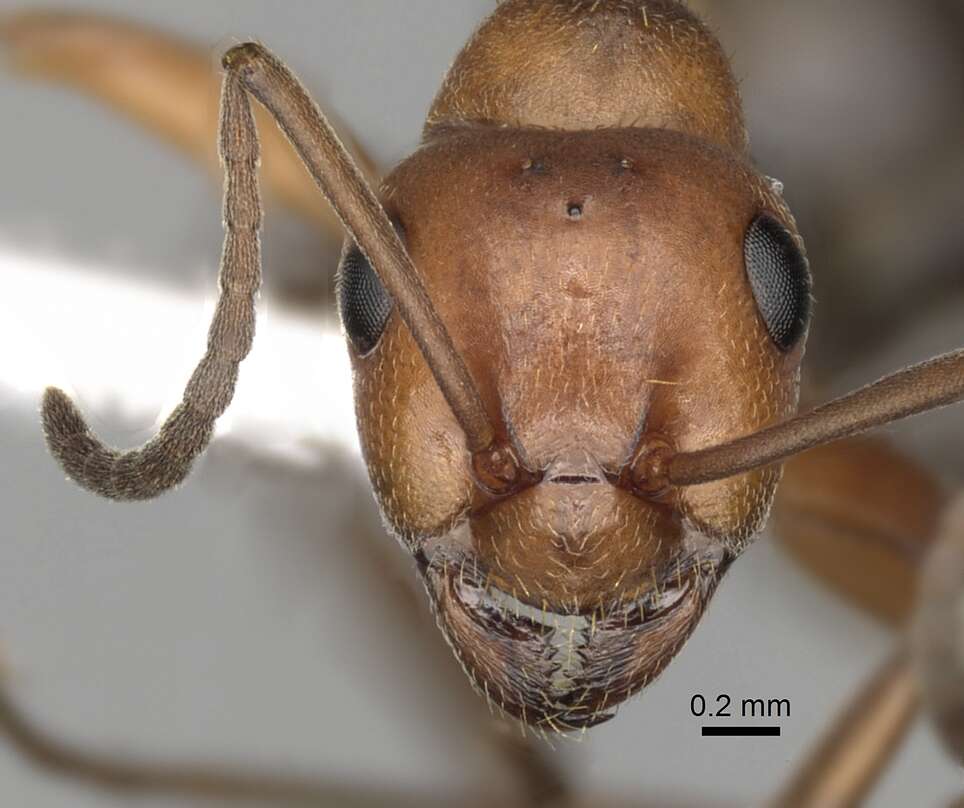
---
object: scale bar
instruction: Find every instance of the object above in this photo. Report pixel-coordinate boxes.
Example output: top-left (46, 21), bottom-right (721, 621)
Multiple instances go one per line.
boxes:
top-left (702, 726), bottom-right (781, 737)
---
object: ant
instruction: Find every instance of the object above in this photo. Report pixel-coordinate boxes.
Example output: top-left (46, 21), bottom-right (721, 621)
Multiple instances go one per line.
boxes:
top-left (1, 2), bottom-right (962, 805)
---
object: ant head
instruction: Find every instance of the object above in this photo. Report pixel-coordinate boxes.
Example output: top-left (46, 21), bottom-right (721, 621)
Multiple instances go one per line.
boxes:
top-left (338, 126), bottom-right (810, 729)
top-left (34, 3), bottom-right (960, 737)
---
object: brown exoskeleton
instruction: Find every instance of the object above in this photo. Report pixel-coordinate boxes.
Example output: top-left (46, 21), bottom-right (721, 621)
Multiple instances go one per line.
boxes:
top-left (2, 1), bottom-right (964, 805)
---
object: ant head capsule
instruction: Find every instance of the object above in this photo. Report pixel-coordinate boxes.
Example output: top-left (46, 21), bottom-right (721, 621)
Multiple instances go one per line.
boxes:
top-left (348, 122), bottom-right (807, 729)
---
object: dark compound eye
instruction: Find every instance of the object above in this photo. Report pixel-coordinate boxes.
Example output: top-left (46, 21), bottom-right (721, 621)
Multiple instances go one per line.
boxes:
top-left (336, 242), bottom-right (393, 355)
top-left (743, 213), bottom-right (812, 351)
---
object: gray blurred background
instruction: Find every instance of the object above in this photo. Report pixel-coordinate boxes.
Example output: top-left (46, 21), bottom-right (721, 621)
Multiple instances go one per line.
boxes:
top-left (0, 1), bottom-right (962, 806)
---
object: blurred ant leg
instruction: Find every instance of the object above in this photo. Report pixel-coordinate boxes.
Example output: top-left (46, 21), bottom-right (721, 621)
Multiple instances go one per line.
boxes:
top-left (773, 494), bottom-right (964, 806)
top-left (913, 494), bottom-right (964, 764)
top-left (768, 650), bottom-right (918, 808)
top-left (0, 675), bottom-right (484, 807)
top-left (0, 10), bottom-right (378, 231)
top-left (771, 437), bottom-right (946, 624)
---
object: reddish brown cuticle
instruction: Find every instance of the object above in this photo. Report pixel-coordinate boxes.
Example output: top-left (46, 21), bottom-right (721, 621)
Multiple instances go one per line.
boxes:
top-left (629, 438), bottom-right (676, 498)
top-left (472, 442), bottom-right (524, 495)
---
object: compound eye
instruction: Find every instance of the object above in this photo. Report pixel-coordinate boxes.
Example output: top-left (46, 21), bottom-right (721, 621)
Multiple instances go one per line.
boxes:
top-left (336, 242), bottom-right (393, 355)
top-left (743, 213), bottom-right (812, 351)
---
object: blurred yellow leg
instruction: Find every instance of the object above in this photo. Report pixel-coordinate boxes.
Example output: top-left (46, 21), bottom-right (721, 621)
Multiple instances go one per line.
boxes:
top-left (914, 494), bottom-right (964, 765)
top-left (773, 495), bottom-right (964, 806)
top-left (772, 443), bottom-right (964, 805)
top-left (772, 437), bottom-right (947, 625)
top-left (0, 10), bottom-right (379, 233)
top-left (769, 651), bottom-right (918, 808)
top-left (0, 677), bottom-right (487, 807)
